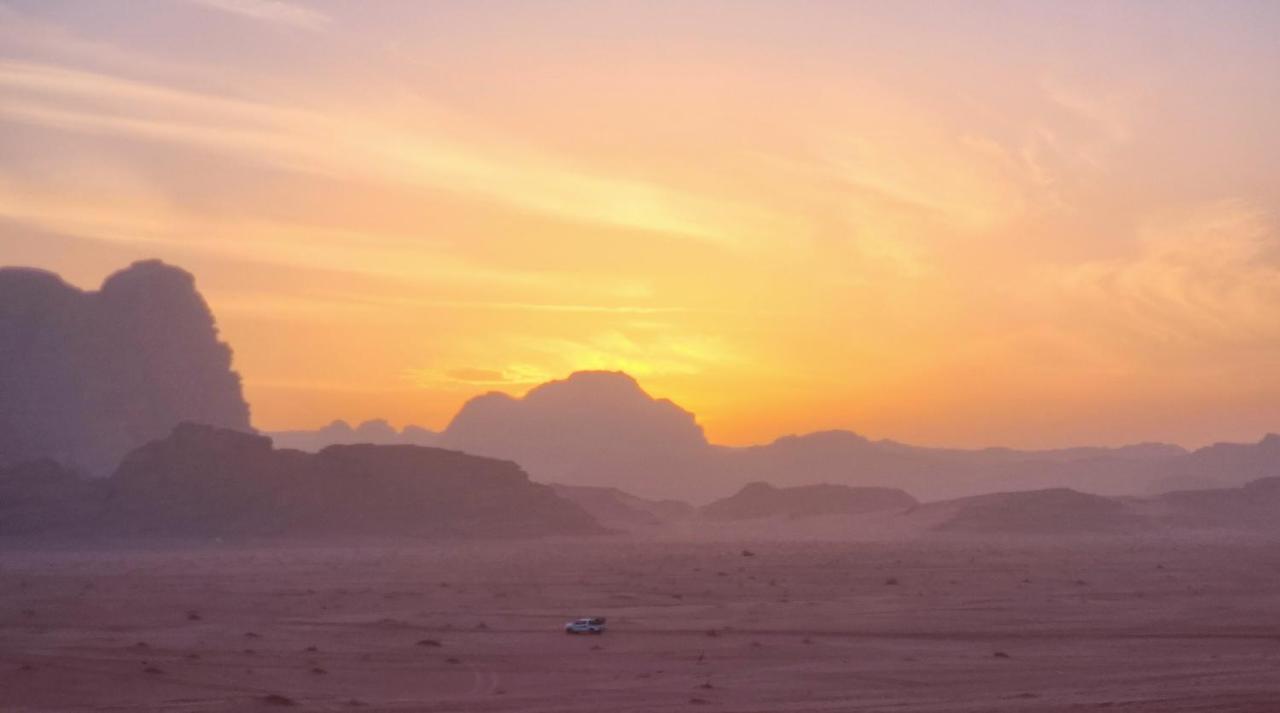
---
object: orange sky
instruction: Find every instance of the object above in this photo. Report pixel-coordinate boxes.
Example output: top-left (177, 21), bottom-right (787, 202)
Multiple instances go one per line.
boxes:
top-left (2, 1), bottom-right (1279, 448)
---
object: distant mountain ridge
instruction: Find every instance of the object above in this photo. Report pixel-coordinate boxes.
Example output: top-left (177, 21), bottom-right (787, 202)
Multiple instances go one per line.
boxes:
top-left (8, 427), bottom-right (1280, 538)
top-left (1152, 433), bottom-right (1280, 491)
top-left (713, 428), bottom-right (1192, 502)
top-left (412, 371), bottom-right (1267, 502)
top-left (274, 370), bottom-right (1279, 503)
top-left (907, 476), bottom-right (1280, 535)
top-left (271, 419), bottom-right (438, 452)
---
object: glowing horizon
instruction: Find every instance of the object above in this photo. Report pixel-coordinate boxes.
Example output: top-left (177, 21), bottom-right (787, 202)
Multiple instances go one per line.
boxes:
top-left (3, 1), bottom-right (1279, 450)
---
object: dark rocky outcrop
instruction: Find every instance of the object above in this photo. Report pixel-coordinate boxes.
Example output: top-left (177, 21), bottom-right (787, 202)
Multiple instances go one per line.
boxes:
top-left (0, 423), bottom-right (603, 538)
top-left (0, 261), bottom-right (251, 474)
top-left (702, 481), bottom-right (918, 521)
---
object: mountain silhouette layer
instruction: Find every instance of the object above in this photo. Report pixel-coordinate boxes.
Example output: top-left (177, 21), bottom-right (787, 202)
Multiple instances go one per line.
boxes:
top-left (905, 477), bottom-right (1280, 535)
top-left (0, 261), bottom-right (251, 474)
top-left (1152, 434), bottom-right (1280, 492)
top-left (288, 370), bottom-right (1279, 503)
top-left (0, 423), bottom-right (603, 538)
top-left (411, 371), bottom-right (1242, 502)
top-left (1140, 476), bottom-right (1280, 530)
top-left (12, 261), bottom-right (1275, 504)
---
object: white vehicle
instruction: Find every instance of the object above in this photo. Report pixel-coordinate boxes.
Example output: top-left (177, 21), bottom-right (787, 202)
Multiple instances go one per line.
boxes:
top-left (564, 617), bottom-right (606, 634)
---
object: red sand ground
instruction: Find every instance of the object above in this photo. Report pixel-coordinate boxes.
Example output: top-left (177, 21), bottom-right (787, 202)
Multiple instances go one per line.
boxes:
top-left (3, 536), bottom-right (1280, 712)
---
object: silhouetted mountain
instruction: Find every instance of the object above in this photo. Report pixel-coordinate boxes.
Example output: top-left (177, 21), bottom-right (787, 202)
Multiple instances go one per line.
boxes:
top-left (418, 371), bottom-right (1280, 503)
top-left (422, 372), bottom-right (1195, 500)
top-left (1143, 477), bottom-right (1280, 530)
top-left (269, 419), bottom-right (439, 452)
top-left (1150, 434), bottom-right (1280, 492)
top-left (0, 423), bottom-right (603, 538)
top-left (439, 371), bottom-right (710, 499)
top-left (717, 431), bottom-right (1189, 501)
top-left (702, 481), bottom-right (918, 521)
top-left (550, 483), bottom-right (695, 530)
top-left (0, 261), bottom-right (251, 474)
top-left (9, 422), bottom-right (1280, 539)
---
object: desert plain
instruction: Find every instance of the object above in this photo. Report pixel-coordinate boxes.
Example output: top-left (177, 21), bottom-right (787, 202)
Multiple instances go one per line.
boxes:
top-left (4, 533), bottom-right (1280, 713)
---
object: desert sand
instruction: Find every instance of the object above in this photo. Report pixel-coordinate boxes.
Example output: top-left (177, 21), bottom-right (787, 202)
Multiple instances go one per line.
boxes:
top-left (4, 534), bottom-right (1280, 712)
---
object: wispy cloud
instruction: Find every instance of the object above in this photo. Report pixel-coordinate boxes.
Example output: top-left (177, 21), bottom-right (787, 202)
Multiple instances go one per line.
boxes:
top-left (405, 364), bottom-right (555, 389)
top-left (0, 59), bottom-right (772, 249)
top-left (1055, 200), bottom-right (1280, 348)
top-left (815, 133), bottom-right (1024, 234)
top-left (0, 180), bottom-right (562, 291)
top-left (183, 0), bottom-right (332, 31)
top-left (422, 301), bottom-right (692, 315)
top-left (405, 328), bottom-right (738, 392)
top-left (1041, 75), bottom-right (1134, 145)
top-left (517, 330), bottom-right (736, 379)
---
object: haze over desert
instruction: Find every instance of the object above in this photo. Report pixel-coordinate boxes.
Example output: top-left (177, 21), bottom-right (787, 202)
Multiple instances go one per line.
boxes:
top-left (4, 1), bottom-right (1280, 711)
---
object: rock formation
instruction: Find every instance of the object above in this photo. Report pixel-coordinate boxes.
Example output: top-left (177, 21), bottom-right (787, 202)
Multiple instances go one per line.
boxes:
top-left (702, 481), bottom-right (918, 520)
top-left (0, 423), bottom-right (602, 538)
top-left (0, 261), bottom-right (251, 474)
top-left (438, 371), bottom-right (710, 499)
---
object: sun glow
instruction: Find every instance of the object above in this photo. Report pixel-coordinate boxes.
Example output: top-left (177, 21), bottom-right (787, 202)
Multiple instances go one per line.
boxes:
top-left (3, 1), bottom-right (1279, 448)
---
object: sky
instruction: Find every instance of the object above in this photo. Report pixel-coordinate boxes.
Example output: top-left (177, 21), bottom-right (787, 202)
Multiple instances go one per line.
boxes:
top-left (2, 0), bottom-right (1279, 449)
